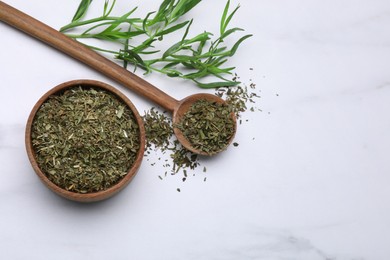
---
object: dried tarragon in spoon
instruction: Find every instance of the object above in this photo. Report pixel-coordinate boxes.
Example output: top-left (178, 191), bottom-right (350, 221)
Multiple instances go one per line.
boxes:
top-left (174, 99), bottom-right (235, 154)
top-left (31, 86), bottom-right (140, 193)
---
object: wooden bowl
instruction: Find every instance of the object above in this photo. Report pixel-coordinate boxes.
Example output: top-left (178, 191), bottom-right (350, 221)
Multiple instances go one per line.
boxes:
top-left (25, 80), bottom-right (145, 202)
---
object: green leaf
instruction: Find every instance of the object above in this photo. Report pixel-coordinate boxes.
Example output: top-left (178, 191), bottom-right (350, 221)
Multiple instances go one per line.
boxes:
top-left (93, 31), bottom-right (131, 41)
top-left (133, 38), bottom-right (157, 53)
top-left (196, 37), bottom-right (207, 55)
top-left (184, 69), bottom-right (208, 80)
top-left (171, 0), bottom-right (201, 21)
top-left (102, 7), bottom-right (138, 34)
top-left (165, 69), bottom-right (182, 77)
top-left (72, 0), bottom-right (93, 22)
top-left (78, 22), bottom-right (144, 41)
top-left (220, 0), bottom-right (230, 35)
top-left (163, 62), bottom-right (180, 69)
top-left (220, 27), bottom-right (244, 41)
top-left (148, 0), bottom-right (172, 26)
top-left (222, 5), bottom-right (240, 35)
top-left (158, 0), bottom-right (173, 14)
top-left (228, 34), bottom-right (252, 56)
top-left (162, 41), bottom-right (183, 58)
top-left (208, 66), bottom-right (235, 75)
top-left (213, 47), bottom-right (228, 54)
top-left (210, 57), bottom-right (228, 68)
top-left (117, 49), bottom-right (149, 72)
top-left (185, 32), bottom-right (212, 44)
top-left (194, 80), bottom-right (240, 89)
top-left (143, 11), bottom-right (155, 33)
top-left (181, 19), bottom-right (193, 42)
top-left (123, 49), bottom-right (145, 65)
top-left (123, 25), bottom-right (132, 69)
top-left (171, 54), bottom-right (198, 62)
top-left (171, 1), bottom-right (186, 17)
top-left (181, 0), bottom-right (202, 15)
top-left (138, 50), bottom-right (160, 55)
top-left (182, 62), bottom-right (195, 69)
top-left (103, 0), bottom-right (116, 17)
top-left (156, 21), bottom-right (189, 37)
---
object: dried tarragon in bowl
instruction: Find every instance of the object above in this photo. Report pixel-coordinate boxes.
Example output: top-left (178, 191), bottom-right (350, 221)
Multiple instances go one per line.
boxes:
top-left (31, 86), bottom-right (141, 194)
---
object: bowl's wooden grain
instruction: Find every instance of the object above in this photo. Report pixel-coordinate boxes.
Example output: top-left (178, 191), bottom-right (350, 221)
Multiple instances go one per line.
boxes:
top-left (25, 80), bottom-right (145, 202)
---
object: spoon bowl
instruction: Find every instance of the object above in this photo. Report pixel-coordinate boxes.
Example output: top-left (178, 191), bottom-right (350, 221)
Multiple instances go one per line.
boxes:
top-left (173, 93), bottom-right (237, 156)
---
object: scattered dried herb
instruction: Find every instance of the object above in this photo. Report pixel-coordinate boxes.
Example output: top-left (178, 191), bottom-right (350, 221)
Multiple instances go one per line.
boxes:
top-left (143, 108), bottom-right (173, 149)
top-left (216, 74), bottom-right (261, 120)
top-left (142, 70), bottom-right (261, 187)
top-left (142, 109), bottom-right (200, 173)
top-left (143, 68), bottom-right (261, 191)
top-left (31, 86), bottom-right (140, 193)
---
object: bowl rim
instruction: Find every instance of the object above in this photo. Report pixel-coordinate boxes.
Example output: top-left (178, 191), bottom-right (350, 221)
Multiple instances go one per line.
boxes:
top-left (25, 79), bottom-right (145, 202)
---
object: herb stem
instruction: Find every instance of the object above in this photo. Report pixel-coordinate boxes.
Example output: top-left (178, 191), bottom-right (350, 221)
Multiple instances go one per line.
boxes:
top-left (61, 0), bottom-right (251, 88)
top-left (61, 17), bottom-right (144, 32)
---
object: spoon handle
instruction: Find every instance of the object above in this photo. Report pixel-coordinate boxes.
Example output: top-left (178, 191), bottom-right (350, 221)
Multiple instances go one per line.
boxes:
top-left (0, 1), bottom-right (180, 112)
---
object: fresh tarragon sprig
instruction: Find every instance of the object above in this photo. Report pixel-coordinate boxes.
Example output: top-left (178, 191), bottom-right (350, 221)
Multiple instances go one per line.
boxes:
top-left (60, 0), bottom-right (252, 88)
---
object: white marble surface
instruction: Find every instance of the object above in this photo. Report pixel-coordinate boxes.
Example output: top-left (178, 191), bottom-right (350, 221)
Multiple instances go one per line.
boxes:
top-left (1, 0), bottom-right (390, 259)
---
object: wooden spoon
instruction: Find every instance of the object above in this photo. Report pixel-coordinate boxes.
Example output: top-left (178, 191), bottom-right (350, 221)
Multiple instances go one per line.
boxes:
top-left (0, 1), bottom-right (236, 156)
